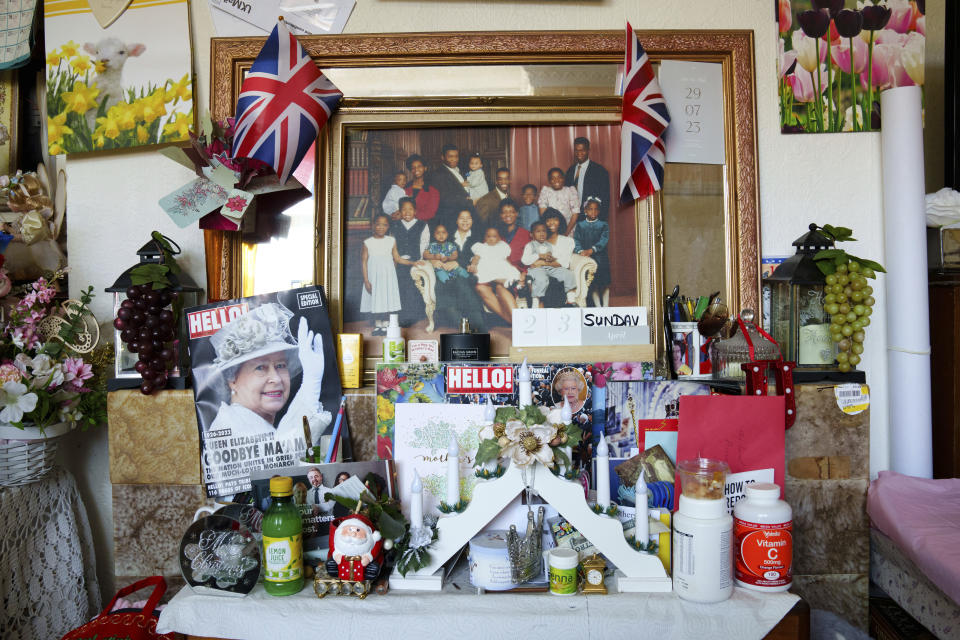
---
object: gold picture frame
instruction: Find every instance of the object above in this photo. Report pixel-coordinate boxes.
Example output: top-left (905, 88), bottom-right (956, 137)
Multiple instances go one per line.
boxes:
top-left (207, 30), bottom-right (761, 373)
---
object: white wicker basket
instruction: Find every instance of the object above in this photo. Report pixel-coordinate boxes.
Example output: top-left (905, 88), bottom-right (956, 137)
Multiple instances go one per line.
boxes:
top-left (0, 422), bottom-right (72, 487)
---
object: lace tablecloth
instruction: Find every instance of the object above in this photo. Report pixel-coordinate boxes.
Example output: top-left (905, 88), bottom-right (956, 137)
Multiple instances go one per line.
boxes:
top-left (158, 577), bottom-right (799, 640)
top-left (0, 466), bottom-right (101, 639)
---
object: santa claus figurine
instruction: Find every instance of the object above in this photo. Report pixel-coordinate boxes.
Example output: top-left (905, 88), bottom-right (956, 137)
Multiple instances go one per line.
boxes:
top-left (325, 513), bottom-right (384, 581)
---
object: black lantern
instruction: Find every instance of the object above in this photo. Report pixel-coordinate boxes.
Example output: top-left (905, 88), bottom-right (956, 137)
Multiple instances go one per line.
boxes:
top-left (106, 237), bottom-right (203, 391)
top-left (764, 224), bottom-right (864, 383)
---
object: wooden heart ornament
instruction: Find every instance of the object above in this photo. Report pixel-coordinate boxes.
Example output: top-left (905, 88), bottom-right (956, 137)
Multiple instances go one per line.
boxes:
top-left (87, 0), bottom-right (133, 29)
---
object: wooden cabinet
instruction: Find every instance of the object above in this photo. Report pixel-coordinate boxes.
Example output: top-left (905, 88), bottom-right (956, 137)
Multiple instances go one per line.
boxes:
top-left (928, 270), bottom-right (960, 478)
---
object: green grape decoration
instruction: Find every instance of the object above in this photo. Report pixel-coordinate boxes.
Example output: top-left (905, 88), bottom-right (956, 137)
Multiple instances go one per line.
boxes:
top-left (813, 225), bottom-right (885, 373)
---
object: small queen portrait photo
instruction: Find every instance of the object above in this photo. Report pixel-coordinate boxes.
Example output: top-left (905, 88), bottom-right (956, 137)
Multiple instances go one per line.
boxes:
top-left (552, 367), bottom-right (589, 415)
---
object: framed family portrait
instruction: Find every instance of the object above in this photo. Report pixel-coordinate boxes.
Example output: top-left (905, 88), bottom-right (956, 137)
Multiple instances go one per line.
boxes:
top-left (208, 31), bottom-right (761, 378)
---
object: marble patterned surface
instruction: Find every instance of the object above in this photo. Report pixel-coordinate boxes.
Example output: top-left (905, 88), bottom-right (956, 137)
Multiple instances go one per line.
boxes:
top-left (788, 384), bottom-right (869, 479)
top-left (784, 478), bottom-right (869, 575)
top-left (793, 573), bottom-right (869, 631)
top-left (871, 529), bottom-right (960, 639)
top-left (108, 389), bottom-right (201, 485)
top-left (113, 483), bottom-right (208, 577)
top-left (345, 392), bottom-right (375, 462)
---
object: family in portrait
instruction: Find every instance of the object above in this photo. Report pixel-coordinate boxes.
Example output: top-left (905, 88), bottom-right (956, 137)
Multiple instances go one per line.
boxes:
top-left (342, 125), bottom-right (633, 346)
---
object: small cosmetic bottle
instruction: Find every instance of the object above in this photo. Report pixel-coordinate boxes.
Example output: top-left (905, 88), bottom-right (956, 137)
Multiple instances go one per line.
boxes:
top-left (440, 318), bottom-right (490, 362)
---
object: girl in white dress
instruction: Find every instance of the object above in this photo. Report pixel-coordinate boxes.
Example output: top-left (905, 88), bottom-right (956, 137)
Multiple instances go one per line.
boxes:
top-left (361, 214), bottom-right (403, 335)
top-left (470, 227), bottom-right (521, 287)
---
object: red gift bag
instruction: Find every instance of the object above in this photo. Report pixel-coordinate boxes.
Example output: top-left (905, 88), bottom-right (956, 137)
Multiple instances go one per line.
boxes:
top-left (61, 576), bottom-right (178, 640)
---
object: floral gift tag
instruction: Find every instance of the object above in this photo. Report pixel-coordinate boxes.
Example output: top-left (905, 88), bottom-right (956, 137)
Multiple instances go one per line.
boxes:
top-left (158, 177), bottom-right (229, 228)
top-left (220, 188), bottom-right (253, 225)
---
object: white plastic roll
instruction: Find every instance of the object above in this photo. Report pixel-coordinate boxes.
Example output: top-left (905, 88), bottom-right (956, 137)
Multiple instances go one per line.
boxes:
top-left (880, 85), bottom-right (933, 478)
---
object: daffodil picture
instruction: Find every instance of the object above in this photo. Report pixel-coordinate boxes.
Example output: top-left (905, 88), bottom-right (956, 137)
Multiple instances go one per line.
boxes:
top-left (44, 0), bottom-right (194, 154)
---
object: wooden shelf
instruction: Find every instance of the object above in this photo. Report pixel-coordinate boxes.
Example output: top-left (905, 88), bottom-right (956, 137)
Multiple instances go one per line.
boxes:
top-left (508, 344), bottom-right (655, 363)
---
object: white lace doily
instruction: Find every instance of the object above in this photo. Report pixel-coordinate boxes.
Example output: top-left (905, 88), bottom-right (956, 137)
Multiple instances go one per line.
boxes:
top-left (0, 466), bottom-right (101, 639)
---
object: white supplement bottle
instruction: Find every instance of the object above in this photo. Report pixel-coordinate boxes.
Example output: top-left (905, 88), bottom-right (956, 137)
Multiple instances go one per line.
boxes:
top-left (673, 458), bottom-right (732, 603)
top-left (733, 482), bottom-right (792, 592)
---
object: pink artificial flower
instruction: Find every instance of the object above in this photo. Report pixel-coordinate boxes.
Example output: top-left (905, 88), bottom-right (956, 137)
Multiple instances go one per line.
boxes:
top-left (831, 34), bottom-right (868, 74)
top-left (778, 0), bottom-right (792, 34)
top-left (592, 362), bottom-right (613, 388)
top-left (0, 363), bottom-right (21, 385)
top-left (787, 64), bottom-right (830, 103)
top-left (62, 357), bottom-right (93, 392)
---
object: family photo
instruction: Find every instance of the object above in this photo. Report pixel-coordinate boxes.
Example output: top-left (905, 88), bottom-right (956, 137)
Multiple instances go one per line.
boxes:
top-left (340, 124), bottom-right (641, 354)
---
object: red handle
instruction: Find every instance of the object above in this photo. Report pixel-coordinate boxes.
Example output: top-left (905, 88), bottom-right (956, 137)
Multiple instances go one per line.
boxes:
top-left (741, 359), bottom-right (797, 429)
top-left (102, 576), bottom-right (167, 617)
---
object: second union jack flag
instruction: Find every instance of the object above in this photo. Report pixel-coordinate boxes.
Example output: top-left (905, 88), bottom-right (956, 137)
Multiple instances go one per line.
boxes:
top-left (619, 23), bottom-right (670, 203)
top-left (232, 19), bottom-right (342, 184)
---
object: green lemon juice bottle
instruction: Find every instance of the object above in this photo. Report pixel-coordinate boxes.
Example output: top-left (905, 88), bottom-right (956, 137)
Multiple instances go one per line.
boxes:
top-left (262, 476), bottom-right (304, 595)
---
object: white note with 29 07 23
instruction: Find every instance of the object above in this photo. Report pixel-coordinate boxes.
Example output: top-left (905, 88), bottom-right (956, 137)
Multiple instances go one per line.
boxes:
top-left (658, 60), bottom-right (725, 165)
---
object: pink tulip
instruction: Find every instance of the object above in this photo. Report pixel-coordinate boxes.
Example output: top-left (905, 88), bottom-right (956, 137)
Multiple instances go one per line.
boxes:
top-left (779, 37), bottom-right (798, 77)
top-left (788, 64), bottom-right (829, 103)
top-left (778, 0), bottom-right (792, 34)
top-left (875, 29), bottom-right (907, 46)
top-left (916, 16), bottom-right (925, 36)
top-left (831, 35), bottom-right (868, 74)
top-left (861, 43), bottom-right (914, 91)
top-left (885, 0), bottom-right (913, 33)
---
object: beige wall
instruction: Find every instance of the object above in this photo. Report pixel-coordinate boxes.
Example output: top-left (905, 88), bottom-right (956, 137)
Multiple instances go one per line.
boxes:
top-left (60, 0), bottom-right (945, 601)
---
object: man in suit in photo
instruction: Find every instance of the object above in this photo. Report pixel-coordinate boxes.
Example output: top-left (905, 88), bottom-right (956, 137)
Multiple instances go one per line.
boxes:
top-left (427, 143), bottom-right (473, 231)
top-left (564, 136), bottom-right (611, 221)
top-left (475, 167), bottom-right (511, 230)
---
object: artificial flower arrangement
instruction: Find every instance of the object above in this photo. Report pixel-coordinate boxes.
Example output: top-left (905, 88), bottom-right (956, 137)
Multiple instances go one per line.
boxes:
top-left (474, 404), bottom-right (585, 477)
top-left (0, 270), bottom-right (108, 431)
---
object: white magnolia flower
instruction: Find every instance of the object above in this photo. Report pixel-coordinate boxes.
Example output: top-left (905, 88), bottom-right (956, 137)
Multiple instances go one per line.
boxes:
top-left (28, 354), bottom-right (64, 389)
top-left (0, 381), bottom-right (38, 423)
top-left (545, 408), bottom-right (565, 426)
top-left (500, 420), bottom-right (557, 468)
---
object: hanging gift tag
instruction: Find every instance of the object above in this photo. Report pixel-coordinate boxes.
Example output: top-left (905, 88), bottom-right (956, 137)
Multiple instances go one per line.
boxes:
top-left (87, 0), bottom-right (134, 29)
top-left (834, 383), bottom-right (870, 415)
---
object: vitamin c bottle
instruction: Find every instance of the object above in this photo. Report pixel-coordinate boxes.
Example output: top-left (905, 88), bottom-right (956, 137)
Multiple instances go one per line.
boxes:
top-left (262, 476), bottom-right (304, 596)
top-left (733, 483), bottom-right (792, 592)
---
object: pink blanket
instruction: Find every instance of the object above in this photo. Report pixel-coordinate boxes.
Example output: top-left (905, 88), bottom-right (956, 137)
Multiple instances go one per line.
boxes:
top-left (868, 470), bottom-right (960, 606)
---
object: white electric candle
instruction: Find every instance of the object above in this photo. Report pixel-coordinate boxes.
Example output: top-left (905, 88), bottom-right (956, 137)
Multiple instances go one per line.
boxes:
top-left (518, 358), bottom-right (532, 407)
top-left (446, 435), bottom-right (460, 506)
top-left (484, 397), bottom-right (496, 422)
top-left (561, 396), bottom-right (572, 423)
top-left (597, 435), bottom-right (610, 510)
top-left (410, 470), bottom-right (423, 530)
top-left (635, 469), bottom-right (649, 544)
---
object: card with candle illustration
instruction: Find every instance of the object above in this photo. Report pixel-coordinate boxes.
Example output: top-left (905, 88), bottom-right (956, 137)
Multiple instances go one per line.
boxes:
top-left (393, 403), bottom-right (488, 523)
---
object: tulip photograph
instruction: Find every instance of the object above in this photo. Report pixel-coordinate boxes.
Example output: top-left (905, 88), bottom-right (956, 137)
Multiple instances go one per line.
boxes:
top-left (778, 0), bottom-right (925, 133)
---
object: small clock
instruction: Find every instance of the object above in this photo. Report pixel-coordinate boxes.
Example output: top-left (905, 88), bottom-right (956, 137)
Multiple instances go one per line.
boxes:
top-left (581, 553), bottom-right (607, 594)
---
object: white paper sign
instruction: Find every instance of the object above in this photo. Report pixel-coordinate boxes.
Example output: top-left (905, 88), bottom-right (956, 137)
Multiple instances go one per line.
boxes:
top-left (394, 404), bottom-right (487, 521)
top-left (208, 0), bottom-right (355, 36)
top-left (723, 468), bottom-right (775, 514)
top-left (658, 60), bottom-right (725, 165)
top-left (512, 308), bottom-right (548, 347)
top-left (581, 306), bottom-right (649, 346)
top-left (546, 307), bottom-right (582, 346)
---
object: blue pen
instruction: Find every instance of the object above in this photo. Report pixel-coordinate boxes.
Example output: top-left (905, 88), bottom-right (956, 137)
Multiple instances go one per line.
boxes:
top-left (324, 396), bottom-right (347, 463)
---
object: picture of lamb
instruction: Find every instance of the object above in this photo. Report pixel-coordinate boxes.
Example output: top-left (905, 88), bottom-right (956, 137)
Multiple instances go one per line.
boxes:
top-left (83, 38), bottom-right (145, 111)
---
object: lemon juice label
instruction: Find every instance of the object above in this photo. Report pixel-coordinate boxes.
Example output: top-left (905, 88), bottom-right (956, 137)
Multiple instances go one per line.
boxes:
top-left (263, 534), bottom-right (302, 582)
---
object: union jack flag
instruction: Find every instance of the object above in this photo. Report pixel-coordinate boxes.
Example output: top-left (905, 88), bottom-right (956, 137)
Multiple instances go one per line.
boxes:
top-left (619, 23), bottom-right (670, 203)
top-left (231, 19), bottom-right (342, 184)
